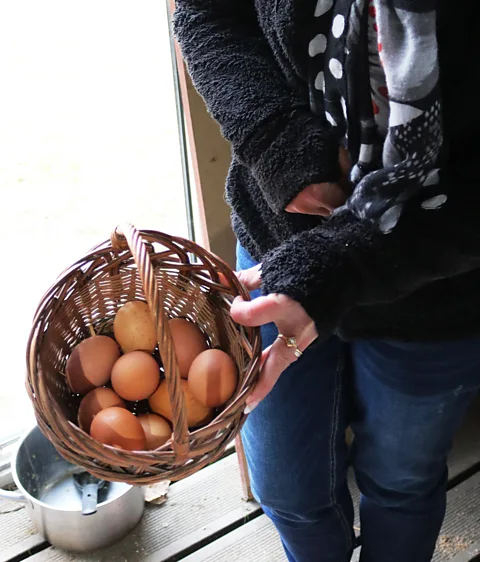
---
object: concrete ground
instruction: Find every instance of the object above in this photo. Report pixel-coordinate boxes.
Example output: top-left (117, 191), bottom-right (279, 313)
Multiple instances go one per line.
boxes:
top-left (0, 1), bottom-right (187, 442)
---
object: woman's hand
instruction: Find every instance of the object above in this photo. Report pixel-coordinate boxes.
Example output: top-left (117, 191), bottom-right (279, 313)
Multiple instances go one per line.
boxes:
top-left (285, 182), bottom-right (347, 215)
top-left (285, 146), bottom-right (351, 216)
top-left (232, 265), bottom-right (318, 412)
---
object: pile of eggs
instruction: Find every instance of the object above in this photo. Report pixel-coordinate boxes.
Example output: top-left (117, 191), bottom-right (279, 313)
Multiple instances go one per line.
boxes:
top-left (66, 300), bottom-right (238, 451)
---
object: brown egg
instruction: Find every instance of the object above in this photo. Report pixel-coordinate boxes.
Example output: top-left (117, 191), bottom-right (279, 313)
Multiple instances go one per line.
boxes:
top-left (148, 379), bottom-right (213, 428)
top-left (66, 336), bottom-right (120, 394)
top-left (188, 349), bottom-right (238, 408)
top-left (217, 272), bottom-right (230, 288)
top-left (114, 300), bottom-right (157, 354)
top-left (137, 413), bottom-right (171, 449)
top-left (111, 351), bottom-right (160, 401)
top-left (169, 318), bottom-right (208, 378)
top-left (78, 387), bottom-right (126, 433)
top-left (90, 407), bottom-right (146, 450)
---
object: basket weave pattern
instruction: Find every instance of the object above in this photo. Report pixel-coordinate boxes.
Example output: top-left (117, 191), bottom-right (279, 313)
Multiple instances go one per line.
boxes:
top-left (26, 224), bottom-right (261, 484)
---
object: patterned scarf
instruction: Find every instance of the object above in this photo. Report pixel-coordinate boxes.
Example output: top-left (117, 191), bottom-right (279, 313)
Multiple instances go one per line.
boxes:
top-left (309, 0), bottom-right (447, 233)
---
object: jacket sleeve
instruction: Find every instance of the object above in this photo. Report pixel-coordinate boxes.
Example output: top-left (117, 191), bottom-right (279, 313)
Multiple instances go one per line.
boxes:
top-left (260, 169), bottom-right (480, 335)
top-left (173, 0), bottom-right (340, 213)
top-left (260, 5), bottom-right (480, 335)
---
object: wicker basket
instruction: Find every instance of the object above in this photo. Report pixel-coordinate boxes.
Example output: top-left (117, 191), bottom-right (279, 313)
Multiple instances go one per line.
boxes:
top-left (26, 224), bottom-right (261, 484)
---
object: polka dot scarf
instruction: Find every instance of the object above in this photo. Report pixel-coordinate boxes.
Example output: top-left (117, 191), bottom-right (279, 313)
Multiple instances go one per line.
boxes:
top-left (309, 0), bottom-right (446, 233)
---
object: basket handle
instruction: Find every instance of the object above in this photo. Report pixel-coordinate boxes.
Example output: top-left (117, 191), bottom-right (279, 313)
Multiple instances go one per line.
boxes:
top-left (111, 223), bottom-right (190, 460)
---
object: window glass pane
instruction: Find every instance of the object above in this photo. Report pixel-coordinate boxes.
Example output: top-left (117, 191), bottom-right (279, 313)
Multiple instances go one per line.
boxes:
top-left (0, 1), bottom-right (188, 443)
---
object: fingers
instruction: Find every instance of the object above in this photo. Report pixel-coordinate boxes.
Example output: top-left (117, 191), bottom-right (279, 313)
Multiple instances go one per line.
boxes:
top-left (286, 183), bottom-right (346, 215)
top-left (285, 185), bottom-right (330, 215)
top-left (231, 292), bottom-right (317, 413)
top-left (231, 294), bottom-right (285, 327)
top-left (235, 263), bottom-right (262, 291)
top-left (311, 183), bottom-right (347, 211)
top-left (285, 148), bottom-right (352, 215)
top-left (243, 345), bottom-right (271, 414)
top-left (245, 327), bottom-right (318, 412)
top-left (259, 346), bottom-right (270, 369)
top-left (245, 338), bottom-right (297, 409)
top-left (286, 202), bottom-right (332, 216)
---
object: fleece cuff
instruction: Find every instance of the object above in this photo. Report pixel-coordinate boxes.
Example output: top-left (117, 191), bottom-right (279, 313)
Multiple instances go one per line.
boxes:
top-left (260, 208), bottom-right (369, 335)
top-left (240, 110), bottom-right (341, 214)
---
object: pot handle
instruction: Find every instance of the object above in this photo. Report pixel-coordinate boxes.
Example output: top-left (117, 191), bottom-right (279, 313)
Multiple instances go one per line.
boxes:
top-left (0, 488), bottom-right (26, 503)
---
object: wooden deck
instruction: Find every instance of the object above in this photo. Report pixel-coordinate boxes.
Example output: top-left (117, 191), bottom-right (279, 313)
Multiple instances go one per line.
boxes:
top-left (1, 399), bottom-right (479, 562)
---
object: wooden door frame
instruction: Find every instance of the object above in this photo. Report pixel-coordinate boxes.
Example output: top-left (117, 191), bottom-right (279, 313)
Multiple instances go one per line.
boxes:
top-left (167, 1), bottom-right (253, 500)
top-left (167, 0), bottom-right (236, 267)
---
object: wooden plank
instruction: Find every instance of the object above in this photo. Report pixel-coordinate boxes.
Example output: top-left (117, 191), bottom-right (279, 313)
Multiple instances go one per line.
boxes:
top-left (186, 472), bottom-right (480, 562)
top-left (449, 542), bottom-right (480, 562)
top-left (2, 405), bottom-right (479, 562)
top-left (179, 477), bottom-right (360, 562)
top-left (177, 471), bottom-right (352, 561)
top-left (0, 444), bottom-right (237, 562)
top-left (24, 454), bottom-right (260, 562)
top-left (434, 472), bottom-right (480, 561)
top-left (140, 507), bottom-right (258, 562)
top-left (0, 534), bottom-right (46, 562)
top-left (447, 403), bottom-right (480, 482)
top-left (181, 515), bottom-right (285, 562)
top-left (0, 498), bottom-right (44, 562)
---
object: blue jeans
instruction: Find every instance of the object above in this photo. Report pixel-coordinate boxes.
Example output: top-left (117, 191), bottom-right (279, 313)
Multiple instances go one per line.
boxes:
top-left (237, 244), bottom-right (480, 562)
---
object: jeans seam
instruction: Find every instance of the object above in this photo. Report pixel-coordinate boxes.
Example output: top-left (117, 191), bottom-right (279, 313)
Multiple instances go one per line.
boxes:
top-left (330, 345), bottom-right (354, 550)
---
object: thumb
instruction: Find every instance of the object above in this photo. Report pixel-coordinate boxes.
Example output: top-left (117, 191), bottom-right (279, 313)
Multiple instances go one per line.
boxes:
top-left (231, 294), bottom-right (281, 327)
top-left (235, 264), bottom-right (262, 291)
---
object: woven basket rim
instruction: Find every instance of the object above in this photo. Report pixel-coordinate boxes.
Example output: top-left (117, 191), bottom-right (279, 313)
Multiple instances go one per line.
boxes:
top-left (26, 224), bottom-right (261, 484)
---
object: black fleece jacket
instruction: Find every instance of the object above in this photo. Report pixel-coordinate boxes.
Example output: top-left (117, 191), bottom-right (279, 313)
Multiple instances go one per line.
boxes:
top-left (174, 0), bottom-right (480, 342)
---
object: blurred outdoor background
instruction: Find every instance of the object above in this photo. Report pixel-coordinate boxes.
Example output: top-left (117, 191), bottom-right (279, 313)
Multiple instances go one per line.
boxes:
top-left (0, 1), bottom-right (188, 444)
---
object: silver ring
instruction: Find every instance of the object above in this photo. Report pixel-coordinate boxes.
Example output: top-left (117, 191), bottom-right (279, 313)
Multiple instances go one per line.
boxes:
top-left (277, 334), bottom-right (303, 358)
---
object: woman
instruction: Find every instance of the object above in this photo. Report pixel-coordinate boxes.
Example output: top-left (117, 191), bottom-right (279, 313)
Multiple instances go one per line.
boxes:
top-left (174, 1), bottom-right (480, 561)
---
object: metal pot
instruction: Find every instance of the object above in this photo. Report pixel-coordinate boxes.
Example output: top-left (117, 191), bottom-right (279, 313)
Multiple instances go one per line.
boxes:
top-left (0, 425), bottom-right (145, 552)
